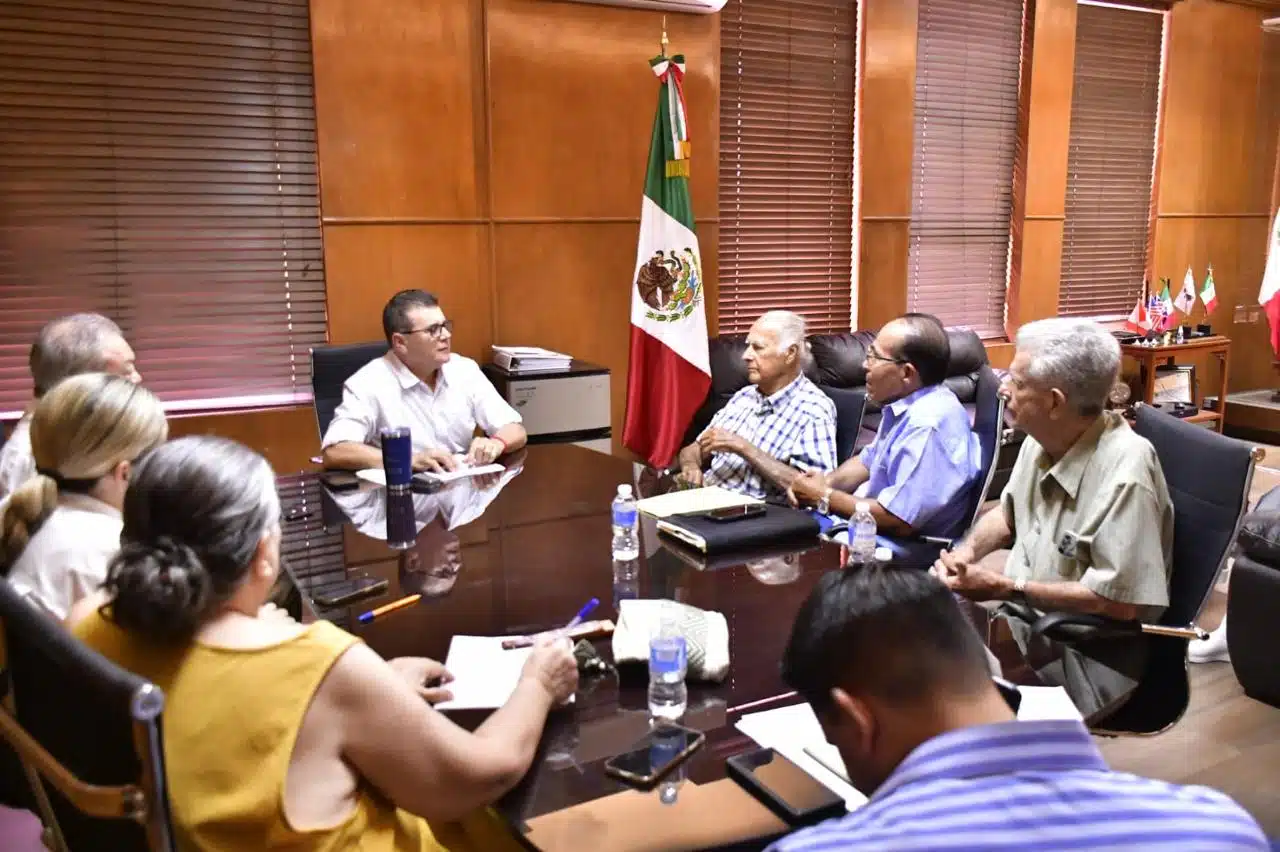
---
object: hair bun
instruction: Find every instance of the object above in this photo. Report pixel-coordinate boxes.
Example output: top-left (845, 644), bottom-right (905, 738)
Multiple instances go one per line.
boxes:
top-left (105, 536), bottom-right (212, 641)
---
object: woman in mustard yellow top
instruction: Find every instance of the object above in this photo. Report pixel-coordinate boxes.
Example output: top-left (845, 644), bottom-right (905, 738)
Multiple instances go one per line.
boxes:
top-left (69, 436), bottom-right (577, 851)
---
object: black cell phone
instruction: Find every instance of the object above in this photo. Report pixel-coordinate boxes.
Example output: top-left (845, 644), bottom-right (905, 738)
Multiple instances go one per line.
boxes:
top-left (602, 722), bottom-right (706, 789)
top-left (320, 471), bottom-right (362, 492)
top-left (704, 503), bottom-right (766, 523)
top-left (312, 576), bottom-right (389, 608)
top-left (726, 747), bottom-right (846, 827)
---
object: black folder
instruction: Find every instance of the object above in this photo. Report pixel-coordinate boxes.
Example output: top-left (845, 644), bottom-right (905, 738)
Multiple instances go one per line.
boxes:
top-left (654, 504), bottom-right (821, 554)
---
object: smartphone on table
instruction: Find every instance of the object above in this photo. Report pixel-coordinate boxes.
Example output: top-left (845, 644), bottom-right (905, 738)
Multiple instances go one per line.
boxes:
top-left (312, 576), bottom-right (389, 608)
top-left (726, 747), bottom-right (847, 827)
top-left (703, 504), bottom-right (766, 523)
top-left (603, 722), bottom-right (706, 790)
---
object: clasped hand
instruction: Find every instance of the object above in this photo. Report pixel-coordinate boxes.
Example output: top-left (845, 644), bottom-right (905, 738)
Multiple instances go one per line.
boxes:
top-left (930, 549), bottom-right (1011, 602)
top-left (786, 471), bottom-right (829, 508)
top-left (387, 657), bottom-right (455, 704)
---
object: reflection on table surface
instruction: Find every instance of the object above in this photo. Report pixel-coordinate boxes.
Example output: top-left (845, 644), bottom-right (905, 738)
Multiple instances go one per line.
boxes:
top-left (275, 443), bottom-right (1142, 848)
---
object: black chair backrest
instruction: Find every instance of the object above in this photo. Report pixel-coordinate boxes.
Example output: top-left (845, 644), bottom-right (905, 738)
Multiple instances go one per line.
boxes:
top-left (1132, 404), bottom-right (1257, 628)
top-left (818, 385), bottom-right (867, 464)
top-left (0, 581), bottom-right (173, 850)
top-left (310, 342), bottom-right (390, 439)
top-left (962, 366), bottom-right (1006, 528)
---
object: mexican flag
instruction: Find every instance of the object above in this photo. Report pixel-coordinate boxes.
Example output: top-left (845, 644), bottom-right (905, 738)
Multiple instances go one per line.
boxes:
top-left (622, 53), bottom-right (711, 468)
top-left (1200, 267), bottom-right (1218, 314)
top-left (1260, 216), bottom-right (1280, 355)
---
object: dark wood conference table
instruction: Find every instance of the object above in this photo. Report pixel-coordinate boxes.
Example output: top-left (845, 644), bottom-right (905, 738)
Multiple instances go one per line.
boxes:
top-left (274, 443), bottom-right (1131, 852)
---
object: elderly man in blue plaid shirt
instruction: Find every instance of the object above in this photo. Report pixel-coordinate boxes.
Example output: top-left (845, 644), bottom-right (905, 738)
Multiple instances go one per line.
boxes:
top-left (676, 311), bottom-right (837, 501)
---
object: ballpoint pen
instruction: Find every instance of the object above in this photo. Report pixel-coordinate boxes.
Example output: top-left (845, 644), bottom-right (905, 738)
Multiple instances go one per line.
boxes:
top-left (500, 598), bottom-right (601, 650)
top-left (563, 597), bottom-right (600, 632)
top-left (357, 593), bottom-right (421, 624)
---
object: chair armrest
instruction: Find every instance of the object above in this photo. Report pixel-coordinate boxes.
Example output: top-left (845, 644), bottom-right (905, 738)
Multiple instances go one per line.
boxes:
top-left (820, 521), bottom-right (849, 541)
top-left (1030, 610), bottom-right (1142, 643)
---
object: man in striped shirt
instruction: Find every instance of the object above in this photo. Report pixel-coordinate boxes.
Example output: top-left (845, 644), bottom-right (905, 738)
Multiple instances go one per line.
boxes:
top-left (770, 568), bottom-right (1266, 851)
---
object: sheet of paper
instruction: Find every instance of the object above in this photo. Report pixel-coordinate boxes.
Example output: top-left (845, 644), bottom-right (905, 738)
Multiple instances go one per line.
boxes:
top-left (735, 703), bottom-right (868, 811)
top-left (1016, 686), bottom-right (1084, 721)
top-left (636, 486), bottom-right (762, 519)
top-left (355, 461), bottom-right (504, 488)
top-left (433, 635), bottom-right (575, 711)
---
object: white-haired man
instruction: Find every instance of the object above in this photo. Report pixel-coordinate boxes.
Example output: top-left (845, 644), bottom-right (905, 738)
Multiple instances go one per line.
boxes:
top-left (934, 318), bottom-right (1173, 622)
top-left (0, 313), bottom-right (142, 501)
top-left (676, 310), bottom-right (837, 501)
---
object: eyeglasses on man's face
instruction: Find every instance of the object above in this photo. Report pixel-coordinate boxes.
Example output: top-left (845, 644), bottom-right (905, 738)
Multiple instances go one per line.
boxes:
top-left (401, 319), bottom-right (454, 340)
top-left (865, 345), bottom-right (908, 366)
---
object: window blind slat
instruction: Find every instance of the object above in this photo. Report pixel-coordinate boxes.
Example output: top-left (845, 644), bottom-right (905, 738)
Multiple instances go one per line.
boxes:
top-left (718, 0), bottom-right (856, 335)
top-left (1058, 3), bottom-right (1163, 318)
top-left (0, 0), bottom-right (326, 415)
top-left (907, 0), bottom-right (1025, 339)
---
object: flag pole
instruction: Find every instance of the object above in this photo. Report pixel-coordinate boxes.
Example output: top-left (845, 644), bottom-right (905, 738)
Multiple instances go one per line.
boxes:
top-left (660, 15), bottom-right (668, 58)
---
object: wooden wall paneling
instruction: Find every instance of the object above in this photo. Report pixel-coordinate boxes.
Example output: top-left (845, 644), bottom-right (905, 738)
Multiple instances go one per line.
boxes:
top-left (492, 222), bottom-right (719, 454)
top-left (485, 0), bottom-right (718, 222)
top-left (324, 224), bottom-right (493, 358)
top-left (857, 0), bottom-right (917, 330)
top-left (1158, 0), bottom-right (1270, 216)
top-left (309, 0), bottom-right (484, 220)
top-left (1007, 0), bottom-right (1076, 330)
top-left (167, 406), bottom-right (319, 475)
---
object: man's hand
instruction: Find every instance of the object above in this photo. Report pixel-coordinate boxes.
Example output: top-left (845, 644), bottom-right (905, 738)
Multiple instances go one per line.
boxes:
top-left (787, 471), bottom-right (828, 508)
top-left (697, 427), bottom-right (747, 458)
top-left (413, 448), bottom-right (458, 473)
top-left (932, 549), bottom-right (1012, 602)
top-left (387, 657), bottom-right (455, 704)
top-left (466, 436), bottom-right (506, 465)
top-left (677, 465), bottom-right (704, 488)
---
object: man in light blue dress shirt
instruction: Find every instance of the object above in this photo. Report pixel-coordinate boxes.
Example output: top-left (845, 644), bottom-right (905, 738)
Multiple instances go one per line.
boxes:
top-left (789, 314), bottom-right (979, 539)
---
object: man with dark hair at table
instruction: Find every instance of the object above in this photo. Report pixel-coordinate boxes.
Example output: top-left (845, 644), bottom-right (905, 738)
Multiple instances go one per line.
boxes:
top-left (767, 568), bottom-right (1266, 851)
top-left (322, 289), bottom-right (527, 474)
top-left (788, 313), bottom-right (979, 538)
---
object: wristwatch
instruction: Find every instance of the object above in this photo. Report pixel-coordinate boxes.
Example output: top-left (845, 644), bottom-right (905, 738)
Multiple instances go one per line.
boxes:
top-left (1011, 576), bottom-right (1028, 604)
top-left (816, 487), bottom-right (832, 515)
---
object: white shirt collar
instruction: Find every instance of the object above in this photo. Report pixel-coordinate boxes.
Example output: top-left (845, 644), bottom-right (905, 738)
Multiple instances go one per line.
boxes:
top-left (386, 352), bottom-right (448, 392)
top-left (58, 491), bottom-right (121, 520)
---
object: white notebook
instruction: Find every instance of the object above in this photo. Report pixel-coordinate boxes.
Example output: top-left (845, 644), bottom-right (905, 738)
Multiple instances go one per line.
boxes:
top-left (433, 635), bottom-right (575, 711)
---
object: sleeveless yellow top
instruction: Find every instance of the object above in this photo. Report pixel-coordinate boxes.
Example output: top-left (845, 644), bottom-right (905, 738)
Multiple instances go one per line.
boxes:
top-left (74, 612), bottom-right (522, 852)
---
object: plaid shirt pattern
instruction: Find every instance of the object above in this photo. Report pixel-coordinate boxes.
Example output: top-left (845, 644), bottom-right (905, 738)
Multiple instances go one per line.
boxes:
top-left (703, 374), bottom-right (837, 500)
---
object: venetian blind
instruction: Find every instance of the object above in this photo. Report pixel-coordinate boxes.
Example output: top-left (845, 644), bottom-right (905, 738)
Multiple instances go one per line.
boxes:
top-left (1058, 2), bottom-right (1164, 318)
top-left (0, 0), bottom-right (326, 415)
top-left (719, 0), bottom-right (857, 334)
top-left (907, 0), bottom-right (1026, 339)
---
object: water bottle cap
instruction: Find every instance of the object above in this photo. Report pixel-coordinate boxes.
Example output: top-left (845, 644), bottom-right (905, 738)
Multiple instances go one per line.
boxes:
top-left (874, 546), bottom-right (892, 562)
top-left (856, 501), bottom-right (871, 513)
top-left (617, 484), bottom-right (633, 498)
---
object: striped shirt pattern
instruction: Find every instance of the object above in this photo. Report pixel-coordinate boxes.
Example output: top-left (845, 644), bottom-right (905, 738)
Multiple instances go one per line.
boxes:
top-left (702, 374), bottom-right (837, 501)
top-left (767, 720), bottom-right (1267, 852)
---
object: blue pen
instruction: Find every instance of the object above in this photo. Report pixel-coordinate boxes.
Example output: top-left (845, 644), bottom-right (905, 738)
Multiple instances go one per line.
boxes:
top-left (564, 597), bottom-right (600, 632)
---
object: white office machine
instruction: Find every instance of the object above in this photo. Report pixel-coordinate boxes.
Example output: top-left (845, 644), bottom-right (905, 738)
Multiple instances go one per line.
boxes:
top-left (481, 360), bottom-right (611, 454)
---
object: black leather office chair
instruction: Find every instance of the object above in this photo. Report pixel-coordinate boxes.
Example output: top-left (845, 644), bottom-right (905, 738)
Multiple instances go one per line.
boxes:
top-left (0, 581), bottom-right (174, 850)
top-left (310, 341), bottom-right (389, 439)
top-left (1026, 403), bottom-right (1261, 735)
top-left (818, 385), bottom-right (867, 465)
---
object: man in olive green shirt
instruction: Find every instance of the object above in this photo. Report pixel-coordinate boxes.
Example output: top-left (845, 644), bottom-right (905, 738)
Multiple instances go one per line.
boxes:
top-left (933, 318), bottom-right (1173, 622)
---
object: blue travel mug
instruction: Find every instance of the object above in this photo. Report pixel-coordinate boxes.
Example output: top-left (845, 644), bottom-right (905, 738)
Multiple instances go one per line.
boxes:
top-left (380, 426), bottom-right (412, 492)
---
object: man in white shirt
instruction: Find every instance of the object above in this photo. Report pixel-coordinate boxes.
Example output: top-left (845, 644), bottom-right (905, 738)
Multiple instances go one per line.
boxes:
top-left (321, 289), bottom-right (527, 473)
top-left (0, 314), bottom-right (142, 502)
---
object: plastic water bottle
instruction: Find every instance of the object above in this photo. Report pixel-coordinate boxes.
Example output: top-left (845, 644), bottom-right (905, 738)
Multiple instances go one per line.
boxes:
top-left (611, 484), bottom-right (640, 561)
top-left (846, 501), bottom-right (878, 568)
top-left (874, 546), bottom-right (893, 566)
top-left (648, 602), bottom-right (689, 720)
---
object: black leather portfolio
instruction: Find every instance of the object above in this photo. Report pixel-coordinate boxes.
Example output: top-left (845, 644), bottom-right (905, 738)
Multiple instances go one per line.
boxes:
top-left (654, 505), bottom-right (821, 554)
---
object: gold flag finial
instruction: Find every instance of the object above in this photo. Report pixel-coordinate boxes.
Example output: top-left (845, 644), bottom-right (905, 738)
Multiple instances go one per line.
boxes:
top-left (661, 15), bottom-right (669, 57)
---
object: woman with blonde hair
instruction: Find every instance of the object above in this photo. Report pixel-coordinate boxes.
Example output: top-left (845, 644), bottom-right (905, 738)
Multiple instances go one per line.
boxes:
top-left (0, 372), bottom-right (167, 619)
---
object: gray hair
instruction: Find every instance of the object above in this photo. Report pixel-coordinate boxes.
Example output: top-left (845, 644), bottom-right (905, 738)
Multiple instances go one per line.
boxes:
top-left (1014, 318), bottom-right (1120, 417)
top-left (756, 310), bottom-right (813, 369)
top-left (104, 436), bottom-right (281, 641)
top-left (29, 313), bottom-right (124, 397)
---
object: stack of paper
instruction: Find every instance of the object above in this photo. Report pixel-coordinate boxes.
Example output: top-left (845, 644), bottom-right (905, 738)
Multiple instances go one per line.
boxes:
top-left (355, 457), bottom-right (504, 487)
top-left (635, 486), bottom-right (762, 518)
top-left (434, 635), bottom-right (576, 711)
top-left (491, 345), bottom-right (572, 373)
